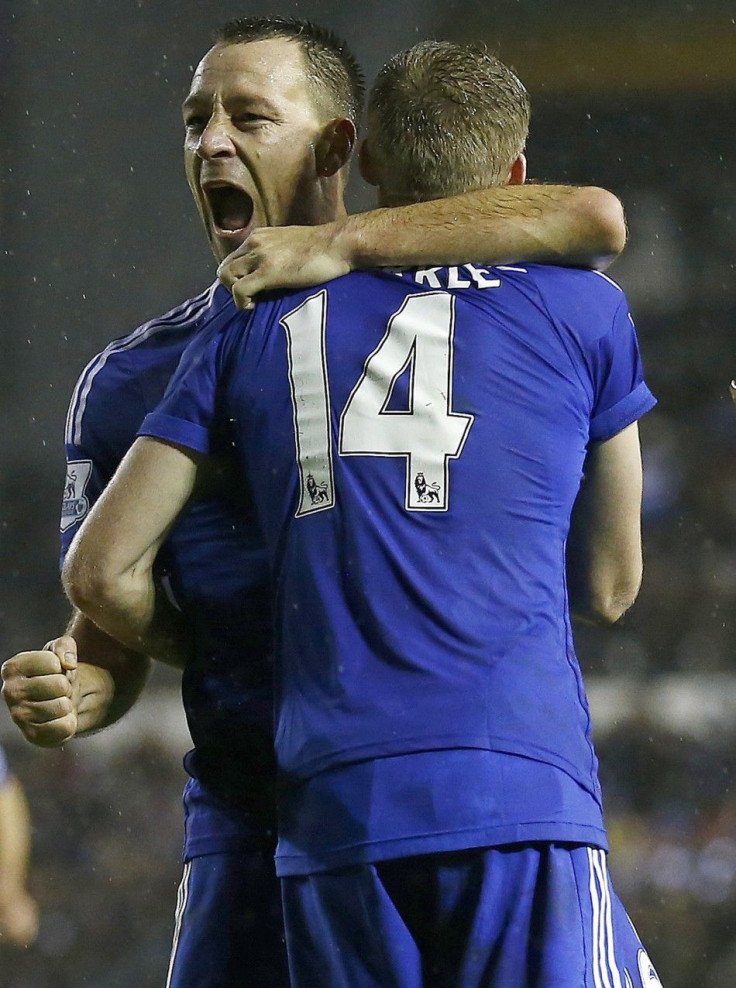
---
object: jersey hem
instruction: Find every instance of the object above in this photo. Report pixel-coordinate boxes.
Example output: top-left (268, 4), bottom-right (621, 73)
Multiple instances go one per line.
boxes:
top-left (183, 832), bottom-right (274, 862)
top-left (282, 737), bottom-right (602, 806)
top-left (275, 821), bottom-right (609, 877)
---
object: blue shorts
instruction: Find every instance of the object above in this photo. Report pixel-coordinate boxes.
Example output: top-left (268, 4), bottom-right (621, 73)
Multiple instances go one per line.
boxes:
top-left (165, 851), bottom-right (288, 988)
top-left (281, 843), bottom-right (663, 988)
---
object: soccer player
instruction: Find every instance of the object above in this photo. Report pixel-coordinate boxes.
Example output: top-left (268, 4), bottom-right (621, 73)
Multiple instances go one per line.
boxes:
top-left (63, 39), bottom-right (662, 988)
top-left (4, 18), bottom-right (629, 988)
top-left (0, 746), bottom-right (38, 949)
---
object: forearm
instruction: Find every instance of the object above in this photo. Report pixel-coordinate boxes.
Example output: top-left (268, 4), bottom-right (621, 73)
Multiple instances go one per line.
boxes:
top-left (64, 611), bottom-right (154, 735)
top-left (339, 185), bottom-right (626, 271)
top-left (0, 781), bottom-right (32, 895)
top-left (62, 438), bottom-right (198, 668)
top-left (66, 571), bottom-right (190, 671)
top-left (567, 426), bottom-right (644, 625)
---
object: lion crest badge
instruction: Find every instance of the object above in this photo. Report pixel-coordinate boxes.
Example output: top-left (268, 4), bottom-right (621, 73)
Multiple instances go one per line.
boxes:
top-left (60, 459), bottom-right (93, 532)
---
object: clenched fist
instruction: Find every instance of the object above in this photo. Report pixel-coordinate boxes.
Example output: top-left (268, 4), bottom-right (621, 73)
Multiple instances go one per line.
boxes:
top-left (1, 636), bottom-right (79, 748)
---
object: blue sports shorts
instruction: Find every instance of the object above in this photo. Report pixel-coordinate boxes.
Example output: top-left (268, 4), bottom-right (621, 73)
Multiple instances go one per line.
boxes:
top-left (281, 843), bottom-right (662, 987)
top-left (165, 850), bottom-right (288, 987)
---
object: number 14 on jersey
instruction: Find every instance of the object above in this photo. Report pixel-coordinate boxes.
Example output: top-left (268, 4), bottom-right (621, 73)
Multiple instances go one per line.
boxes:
top-left (281, 290), bottom-right (474, 516)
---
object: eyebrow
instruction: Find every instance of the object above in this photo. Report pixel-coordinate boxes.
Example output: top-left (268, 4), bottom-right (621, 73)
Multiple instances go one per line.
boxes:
top-left (181, 93), bottom-right (280, 115)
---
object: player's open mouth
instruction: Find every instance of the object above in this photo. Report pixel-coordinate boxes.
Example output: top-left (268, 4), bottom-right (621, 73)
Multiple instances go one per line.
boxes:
top-left (203, 183), bottom-right (255, 238)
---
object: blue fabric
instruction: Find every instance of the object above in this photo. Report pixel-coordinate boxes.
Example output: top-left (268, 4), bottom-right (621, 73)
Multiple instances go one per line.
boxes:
top-left (0, 746), bottom-right (10, 789)
top-left (276, 749), bottom-right (608, 877)
top-left (166, 851), bottom-right (287, 988)
top-left (146, 263), bottom-right (656, 871)
top-left (281, 843), bottom-right (662, 988)
top-left (60, 283), bottom-right (276, 858)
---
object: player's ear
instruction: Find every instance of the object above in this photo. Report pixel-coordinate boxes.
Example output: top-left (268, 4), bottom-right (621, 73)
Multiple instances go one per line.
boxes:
top-left (508, 153), bottom-right (527, 186)
top-left (358, 138), bottom-right (380, 187)
top-left (315, 118), bottom-right (356, 178)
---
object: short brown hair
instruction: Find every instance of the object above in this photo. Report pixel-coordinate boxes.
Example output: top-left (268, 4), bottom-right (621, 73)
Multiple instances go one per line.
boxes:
top-left (215, 17), bottom-right (365, 126)
top-left (368, 41), bottom-right (530, 202)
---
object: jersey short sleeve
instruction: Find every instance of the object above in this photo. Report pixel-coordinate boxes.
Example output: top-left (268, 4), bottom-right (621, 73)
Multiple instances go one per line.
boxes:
top-left (60, 353), bottom-right (144, 568)
top-left (59, 284), bottom-right (226, 569)
top-left (528, 266), bottom-right (656, 443)
top-left (138, 310), bottom-right (252, 454)
top-left (587, 299), bottom-right (655, 442)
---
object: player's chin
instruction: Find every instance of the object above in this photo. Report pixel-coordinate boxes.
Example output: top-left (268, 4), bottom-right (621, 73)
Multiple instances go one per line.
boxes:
top-left (211, 224), bottom-right (254, 260)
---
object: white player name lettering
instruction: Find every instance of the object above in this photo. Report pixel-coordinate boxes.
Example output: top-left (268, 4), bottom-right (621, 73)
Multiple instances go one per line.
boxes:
top-left (400, 265), bottom-right (501, 290)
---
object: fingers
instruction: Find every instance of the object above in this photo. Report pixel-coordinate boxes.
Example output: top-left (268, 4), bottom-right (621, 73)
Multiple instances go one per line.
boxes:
top-left (2, 649), bottom-right (77, 747)
top-left (2, 650), bottom-right (64, 680)
top-left (217, 252), bottom-right (254, 291)
top-left (46, 634), bottom-right (78, 673)
top-left (14, 714), bottom-right (77, 748)
top-left (6, 671), bottom-right (72, 702)
top-left (21, 695), bottom-right (75, 724)
top-left (232, 276), bottom-right (261, 311)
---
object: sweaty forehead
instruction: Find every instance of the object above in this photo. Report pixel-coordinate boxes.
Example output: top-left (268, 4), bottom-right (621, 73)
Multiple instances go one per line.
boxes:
top-left (186, 39), bottom-right (314, 111)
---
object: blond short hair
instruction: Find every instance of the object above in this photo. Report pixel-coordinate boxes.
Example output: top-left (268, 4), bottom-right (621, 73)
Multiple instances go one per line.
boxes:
top-left (369, 41), bottom-right (530, 202)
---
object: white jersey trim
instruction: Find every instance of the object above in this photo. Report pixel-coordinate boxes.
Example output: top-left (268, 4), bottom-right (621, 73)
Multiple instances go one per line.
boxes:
top-left (590, 270), bottom-right (624, 292)
top-left (165, 860), bottom-right (192, 988)
top-left (65, 283), bottom-right (217, 447)
top-left (588, 847), bottom-right (623, 988)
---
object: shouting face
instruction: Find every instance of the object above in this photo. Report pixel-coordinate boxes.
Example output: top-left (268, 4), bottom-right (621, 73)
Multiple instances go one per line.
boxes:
top-left (183, 38), bottom-right (336, 262)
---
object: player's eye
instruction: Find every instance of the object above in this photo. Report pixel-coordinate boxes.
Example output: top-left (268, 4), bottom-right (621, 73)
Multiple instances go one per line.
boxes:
top-left (233, 113), bottom-right (269, 130)
top-left (184, 115), bottom-right (207, 133)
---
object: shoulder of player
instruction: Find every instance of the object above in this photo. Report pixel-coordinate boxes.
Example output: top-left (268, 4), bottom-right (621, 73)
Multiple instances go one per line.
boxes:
top-left (78, 283), bottom-right (221, 378)
top-left (65, 283), bottom-right (224, 445)
top-left (520, 263), bottom-right (626, 300)
top-left (337, 265), bottom-right (625, 301)
top-left (517, 264), bottom-right (630, 328)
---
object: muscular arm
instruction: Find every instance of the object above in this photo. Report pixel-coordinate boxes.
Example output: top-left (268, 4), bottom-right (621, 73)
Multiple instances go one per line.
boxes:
top-left (566, 422), bottom-right (644, 625)
top-left (219, 185), bottom-right (626, 308)
top-left (62, 437), bottom-right (200, 665)
top-left (338, 185), bottom-right (625, 269)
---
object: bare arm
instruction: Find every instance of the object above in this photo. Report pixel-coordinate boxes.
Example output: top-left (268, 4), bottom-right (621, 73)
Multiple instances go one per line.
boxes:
top-left (64, 611), bottom-right (153, 730)
top-left (566, 422), bottom-right (644, 625)
top-left (62, 437), bottom-right (199, 665)
top-left (337, 185), bottom-right (625, 270)
top-left (218, 185), bottom-right (626, 308)
top-left (0, 778), bottom-right (38, 947)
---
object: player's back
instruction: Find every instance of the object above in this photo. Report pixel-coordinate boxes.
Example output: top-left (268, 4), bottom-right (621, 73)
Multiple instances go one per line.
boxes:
top-left (161, 264), bottom-right (654, 797)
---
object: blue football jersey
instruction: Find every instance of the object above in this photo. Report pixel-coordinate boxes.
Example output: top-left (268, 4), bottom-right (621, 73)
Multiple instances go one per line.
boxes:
top-left (142, 264), bottom-right (656, 869)
top-left (0, 745), bottom-right (10, 790)
top-left (62, 283), bottom-right (276, 855)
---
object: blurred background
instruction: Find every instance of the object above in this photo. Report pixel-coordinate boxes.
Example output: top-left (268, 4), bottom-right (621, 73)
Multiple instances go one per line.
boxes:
top-left (1, 0), bottom-right (735, 984)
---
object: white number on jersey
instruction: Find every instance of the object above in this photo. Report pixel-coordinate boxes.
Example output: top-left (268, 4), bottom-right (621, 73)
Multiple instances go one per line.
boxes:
top-left (340, 292), bottom-right (473, 510)
top-left (281, 290), bottom-right (474, 515)
top-left (281, 291), bottom-right (335, 516)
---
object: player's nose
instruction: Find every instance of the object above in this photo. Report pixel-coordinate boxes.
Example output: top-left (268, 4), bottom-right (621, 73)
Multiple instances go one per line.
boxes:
top-left (196, 115), bottom-right (237, 160)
